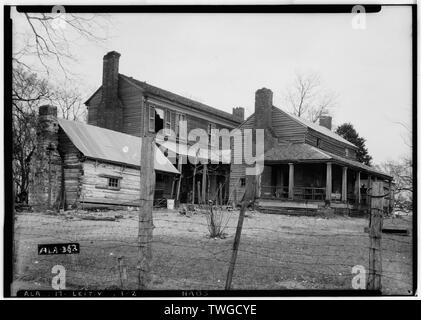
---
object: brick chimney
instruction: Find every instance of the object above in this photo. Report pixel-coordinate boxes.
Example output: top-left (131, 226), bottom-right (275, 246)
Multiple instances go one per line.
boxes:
top-left (319, 115), bottom-right (332, 130)
top-left (29, 105), bottom-right (62, 209)
top-left (99, 51), bottom-right (123, 131)
top-left (254, 88), bottom-right (273, 130)
top-left (232, 107), bottom-right (245, 122)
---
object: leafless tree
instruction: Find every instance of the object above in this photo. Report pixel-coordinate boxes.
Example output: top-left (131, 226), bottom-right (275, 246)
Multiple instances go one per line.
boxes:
top-left (283, 72), bottom-right (338, 123)
top-left (51, 86), bottom-right (87, 121)
top-left (378, 121), bottom-right (413, 211)
top-left (13, 9), bottom-right (110, 77)
top-left (12, 67), bottom-right (51, 203)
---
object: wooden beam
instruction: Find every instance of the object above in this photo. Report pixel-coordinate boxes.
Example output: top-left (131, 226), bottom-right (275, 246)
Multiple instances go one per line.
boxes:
top-left (288, 163), bottom-right (294, 200)
top-left (201, 163), bottom-right (207, 204)
top-left (225, 175), bottom-right (256, 290)
top-left (326, 162), bottom-right (332, 201)
top-left (176, 155), bottom-right (183, 203)
top-left (137, 135), bottom-right (155, 290)
top-left (367, 181), bottom-right (383, 291)
top-left (191, 164), bottom-right (196, 204)
top-left (342, 166), bottom-right (348, 202)
top-left (355, 171), bottom-right (361, 204)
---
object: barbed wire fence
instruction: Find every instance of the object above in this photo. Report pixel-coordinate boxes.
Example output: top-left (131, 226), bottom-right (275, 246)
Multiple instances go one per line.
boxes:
top-left (12, 177), bottom-right (412, 294)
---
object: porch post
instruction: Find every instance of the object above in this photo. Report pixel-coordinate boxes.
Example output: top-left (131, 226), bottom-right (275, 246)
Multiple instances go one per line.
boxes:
top-left (341, 166), bottom-right (348, 202)
top-left (326, 162), bottom-right (332, 201)
top-left (288, 163), bottom-right (294, 200)
top-left (354, 171), bottom-right (361, 204)
top-left (276, 167), bottom-right (284, 197)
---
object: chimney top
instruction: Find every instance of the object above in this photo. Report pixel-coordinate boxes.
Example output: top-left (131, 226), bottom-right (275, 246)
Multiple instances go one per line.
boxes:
top-left (319, 115), bottom-right (332, 130)
top-left (103, 51), bottom-right (121, 60)
top-left (39, 105), bottom-right (57, 117)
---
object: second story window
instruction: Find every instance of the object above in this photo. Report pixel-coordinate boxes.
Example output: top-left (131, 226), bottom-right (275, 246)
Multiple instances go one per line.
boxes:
top-left (148, 105), bottom-right (164, 133)
top-left (316, 138), bottom-right (321, 147)
top-left (208, 123), bottom-right (217, 147)
top-left (165, 109), bottom-right (171, 134)
top-left (175, 113), bottom-right (187, 140)
top-left (345, 148), bottom-right (349, 157)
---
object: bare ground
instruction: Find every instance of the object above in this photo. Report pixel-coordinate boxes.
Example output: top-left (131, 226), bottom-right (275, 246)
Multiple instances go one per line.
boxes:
top-left (11, 208), bottom-right (413, 295)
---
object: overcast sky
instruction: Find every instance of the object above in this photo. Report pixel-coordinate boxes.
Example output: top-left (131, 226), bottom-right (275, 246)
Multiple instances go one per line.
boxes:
top-left (12, 5), bottom-right (413, 164)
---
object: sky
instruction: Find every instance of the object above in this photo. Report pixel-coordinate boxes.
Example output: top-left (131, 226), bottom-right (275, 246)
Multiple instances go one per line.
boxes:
top-left (11, 5), bottom-right (413, 164)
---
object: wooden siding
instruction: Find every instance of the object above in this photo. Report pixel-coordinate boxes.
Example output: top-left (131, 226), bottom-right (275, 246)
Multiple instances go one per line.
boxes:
top-left (305, 128), bottom-right (358, 160)
top-left (86, 89), bottom-right (102, 126)
top-left (119, 78), bottom-right (143, 137)
top-left (271, 108), bottom-right (307, 143)
top-left (80, 160), bottom-right (173, 206)
top-left (228, 117), bottom-right (255, 203)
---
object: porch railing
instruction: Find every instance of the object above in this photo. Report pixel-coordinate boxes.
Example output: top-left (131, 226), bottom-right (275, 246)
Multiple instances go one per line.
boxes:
top-left (260, 185), bottom-right (326, 201)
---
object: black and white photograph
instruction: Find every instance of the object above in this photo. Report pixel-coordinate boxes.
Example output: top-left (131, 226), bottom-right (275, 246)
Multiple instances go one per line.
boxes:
top-left (2, 2), bottom-right (417, 302)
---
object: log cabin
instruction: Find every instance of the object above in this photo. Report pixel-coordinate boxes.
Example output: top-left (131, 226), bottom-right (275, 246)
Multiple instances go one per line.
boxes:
top-left (29, 105), bottom-right (179, 209)
top-left (229, 88), bottom-right (394, 215)
top-left (84, 51), bottom-right (244, 205)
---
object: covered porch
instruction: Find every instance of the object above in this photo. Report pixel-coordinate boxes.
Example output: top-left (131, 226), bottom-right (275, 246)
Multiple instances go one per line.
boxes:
top-left (259, 162), bottom-right (381, 207)
top-left (259, 143), bottom-right (393, 213)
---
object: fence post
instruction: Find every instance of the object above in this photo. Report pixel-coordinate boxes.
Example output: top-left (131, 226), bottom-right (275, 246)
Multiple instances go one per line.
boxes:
top-left (367, 181), bottom-right (383, 291)
top-left (225, 175), bottom-right (255, 290)
top-left (137, 135), bottom-right (155, 290)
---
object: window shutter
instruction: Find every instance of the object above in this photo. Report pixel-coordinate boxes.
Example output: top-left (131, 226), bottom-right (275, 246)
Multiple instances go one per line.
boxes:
top-left (148, 105), bottom-right (155, 132)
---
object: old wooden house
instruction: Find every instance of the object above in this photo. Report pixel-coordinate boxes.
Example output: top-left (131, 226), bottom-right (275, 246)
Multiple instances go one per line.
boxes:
top-left (29, 105), bottom-right (179, 209)
top-left (84, 51), bottom-right (244, 204)
top-left (229, 88), bottom-right (394, 215)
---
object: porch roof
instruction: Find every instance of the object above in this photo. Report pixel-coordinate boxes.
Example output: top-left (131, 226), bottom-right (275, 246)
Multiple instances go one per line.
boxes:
top-left (264, 142), bottom-right (392, 180)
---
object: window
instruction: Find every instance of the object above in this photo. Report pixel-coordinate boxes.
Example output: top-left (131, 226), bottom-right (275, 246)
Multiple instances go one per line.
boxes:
top-left (208, 123), bottom-right (217, 146)
top-left (240, 178), bottom-right (246, 187)
top-left (148, 105), bottom-right (155, 132)
top-left (108, 177), bottom-right (120, 189)
top-left (345, 148), bottom-right (349, 157)
top-left (316, 138), bottom-right (321, 147)
top-left (175, 113), bottom-right (186, 139)
top-left (165, 109), bottom-right (171, 134)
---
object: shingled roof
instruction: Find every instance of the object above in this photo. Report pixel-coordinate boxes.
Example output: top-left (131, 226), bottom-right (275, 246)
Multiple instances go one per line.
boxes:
top-left (264, 142), bottom-right (391, 179)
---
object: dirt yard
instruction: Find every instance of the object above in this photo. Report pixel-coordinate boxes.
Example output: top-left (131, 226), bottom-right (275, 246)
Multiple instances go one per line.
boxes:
top-left (11, 208), bottom-right (413, 295)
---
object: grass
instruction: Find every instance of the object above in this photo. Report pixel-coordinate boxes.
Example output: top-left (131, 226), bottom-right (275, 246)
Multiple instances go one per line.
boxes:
top-left (11, 208), bottom-right (413, 294)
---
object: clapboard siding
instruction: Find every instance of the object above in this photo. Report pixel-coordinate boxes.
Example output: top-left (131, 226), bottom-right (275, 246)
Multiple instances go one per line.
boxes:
top-left (87, 89), bottom-right (102, 126)
top-left (305, 128), bottom-right (358, 160)
top-left (271, 108), bottom-right (307, 143)
top-left (119, 79), bottom-right (143, 137)
top-left (228, 117), bottom-right (255, 203)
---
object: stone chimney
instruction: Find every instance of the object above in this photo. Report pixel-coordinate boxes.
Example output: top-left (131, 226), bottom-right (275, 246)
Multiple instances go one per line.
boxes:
top-left (29, 105), bottom-right (62, 209)
top-left (319, 116), bottom-right (332, 130)
top-left (232, 107), bottom-right (245, 122)
top-left (99, 51), bottom-right (123, 131)
top-left (254, 88), bottom-right (273, 130)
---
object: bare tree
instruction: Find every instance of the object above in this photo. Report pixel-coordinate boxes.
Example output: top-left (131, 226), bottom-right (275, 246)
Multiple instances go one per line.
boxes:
top-left (283, 72), bottom-right (338, 123)
top-left (51, 86), bottom-right (87, 121)
top-left (378, 121), bottom-right (413, 211)
top-left (13, 9), bottom-right (110, 77)
top-left (12, 67), bottom-right (51, 203)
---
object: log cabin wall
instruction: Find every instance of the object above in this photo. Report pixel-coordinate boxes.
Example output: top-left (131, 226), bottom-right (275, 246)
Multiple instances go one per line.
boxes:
top-left (80, 159), bottom-right (173, 207)
top-left (58, 129), bottom-right (83, 209)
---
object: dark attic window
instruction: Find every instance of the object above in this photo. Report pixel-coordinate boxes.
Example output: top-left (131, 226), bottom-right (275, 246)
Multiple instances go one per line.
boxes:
top-left (240, 178), bottom-right (246, 187)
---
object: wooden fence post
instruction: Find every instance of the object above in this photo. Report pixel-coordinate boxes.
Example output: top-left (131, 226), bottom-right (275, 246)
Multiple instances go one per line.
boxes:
top-left (367, 181), bottom-right (383, 291)
top-left (225, 175), bottom-right (256, 290)
top-left (137, 135), bottom-right (156, 290)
